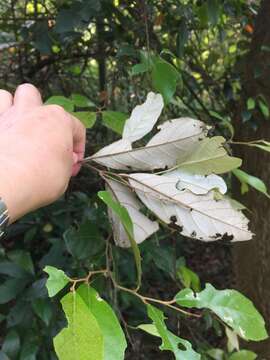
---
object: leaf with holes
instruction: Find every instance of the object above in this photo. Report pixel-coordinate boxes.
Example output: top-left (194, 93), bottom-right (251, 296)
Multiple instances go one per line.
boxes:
top-left (165, 169), bottom-right (227, 195)
top-left (44, 266), bottom-right (69, 297)
top-left (128, 173), bottom-right (252, 241)
top-left (175, 283), bottom-right (268, 341)
top-left (54, 291), bottom-right (103, 360)
top-left (138, 304), bottom-right (200, 359)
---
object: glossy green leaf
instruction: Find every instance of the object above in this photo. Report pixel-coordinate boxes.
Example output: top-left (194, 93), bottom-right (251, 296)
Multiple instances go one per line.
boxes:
top-left (44, 266), bottom-right (70, 297)
top-left (98, 190), bottom-right (142, 288)
top-left (102, 111), bottom-right (127, 135)
top-left (141, 304), bottom-right (201, 359)
top-left (152, 59), bottom-right (180, 103)
top-left (72, 111), bottom-right (96, 128)
top-left (70, 93), bottom-right (95, 107)
top-left (45, 96), bottom-right (74, 112)
top-left (54, 291), bottom-right (103, 360)
top-left (176, 283), bottom-right (268, 341)
top-left (178, 136), bottom-right (242, 175)
top-left (64, 221), bottom-right (104, 260)
top-left (77, 285), bottom-right (127, 360)
top-left (232, 169), bottom-right (269, 198)
top-left (228, 350), bottom-right (257, 360)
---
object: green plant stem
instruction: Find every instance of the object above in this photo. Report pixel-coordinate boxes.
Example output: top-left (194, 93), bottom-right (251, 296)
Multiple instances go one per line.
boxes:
top-left (69, 269), bottom-right (201, 318)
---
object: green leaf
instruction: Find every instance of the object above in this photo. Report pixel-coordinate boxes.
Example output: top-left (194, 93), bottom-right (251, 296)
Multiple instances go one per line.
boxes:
top-left (176, 283), bottom-right (268, 341)
top-left (141, 304), bottom-right (201, 359)
top-left (232, 169), bottom-right (269, 198)
top-left (44, 266), bottom-right (70, 297)
top-left (131, 63), bottom-right (149, 76)
top-left (72, 112), bottom-right (96, 128)
top-left (206, 348), bottom-right (225, 360)
top-left (64, 221), bottom-right (104, 260)
top-left (207, 0), bottom-right (221, 26)
top-left (228, 350), bottom-right (257, 360)
top-left (7, 250), bottom-right (35, 275)
top-left (54, 291), bottom-right (103, 360)
top-left (0, 279), bottom-right (28, 304)
top-left (258, 99), bottom-right (269, 119)
top-left (32, 299), bottom-right (53, 326)
top-left (152, 58), bottom-right (180, 103)
top-left (102, 111), bottom-right (127, 135)
top-left (2, 330), bottom-right (20, 359)
top-left (70, 93), bottom-right (95, 107)
top-left (177, 265), bottom-right (201, 292)
top-left (77, 285), bottom-right (127, 360)
top-left (98, 190), bottom-right (142, 288)
top-left (19, 342), bottom-right (39, 360)
top-left (178, 136), bottom-right (242, 175)
top-left (247, 98), bottom-right (255, 111)
top-left (45, 96), bottom-right (74, 112)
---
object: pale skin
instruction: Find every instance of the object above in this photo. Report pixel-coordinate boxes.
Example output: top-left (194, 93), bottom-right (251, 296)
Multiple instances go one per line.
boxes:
top-left (0, 83), bottom-right (86, 223)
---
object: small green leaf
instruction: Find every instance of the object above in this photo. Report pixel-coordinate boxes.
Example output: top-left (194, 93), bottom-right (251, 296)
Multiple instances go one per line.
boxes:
top-left (77, 285), bottom-right (127, 360)
top-left (152, 58), bottom-right (180, 104)
top-left (70, 93), bottom-right (95, 108)
top-left (98, 190), bottom-right (142, 288)
top-left (258, 99), bottom-right (269, 119)
top-left (19, 341), bottom-right (39, 360)
top-left (178, 136), bottom-right (242, 175)
top-left (176, 283), bottom-right (268, 341)
top-left (54, 291), bottom-right (103, 360)
top-left (102, 111), bottom-right (127, 135)
top-left (232, 169), bottom-right (269, 198)
top-left (249, 140), bottom-right (270, 153)
top-left (206, 348), bottom-right (225, 360)
top-left (142, 304), bottom-right (201, 359)
top-left (72, 111), bottom-right (96, 128)
top-left (228, 350), bottom-right (257, 360)
top-left (45, 96), bottom-right (74, 112)
top-left (247, 98), bottom-right (255, 110)
top-left (177, 265), bottom-right (201, 292)
top-left (131, 63), bottom-right (149, 76)
top-left (44, 266), bottom-right (69, 297)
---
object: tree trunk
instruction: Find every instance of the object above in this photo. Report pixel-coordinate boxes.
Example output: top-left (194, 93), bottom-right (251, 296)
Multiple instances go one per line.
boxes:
top-left (233, 0), bottom-right (270, 356)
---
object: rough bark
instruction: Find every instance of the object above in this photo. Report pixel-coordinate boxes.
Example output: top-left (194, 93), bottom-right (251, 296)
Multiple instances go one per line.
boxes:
top-left (233, 0), bottom-right (270, 356)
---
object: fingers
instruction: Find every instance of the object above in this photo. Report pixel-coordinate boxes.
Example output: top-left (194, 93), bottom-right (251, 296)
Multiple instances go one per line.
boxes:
top-left (13, 83), bottom-right (43, 110)
top-left (0, 90), bottom-right (13, 114)
top-left (70, 114), bottom-right (86, 176)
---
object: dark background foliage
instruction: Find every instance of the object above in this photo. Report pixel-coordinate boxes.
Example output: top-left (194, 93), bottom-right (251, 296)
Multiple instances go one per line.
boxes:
top-left (0, 0), bottom-right (269, 358)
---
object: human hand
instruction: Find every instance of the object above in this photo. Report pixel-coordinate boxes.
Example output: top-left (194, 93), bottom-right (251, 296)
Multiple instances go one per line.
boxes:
top-left (0, 84), bottom-right (86, 222)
